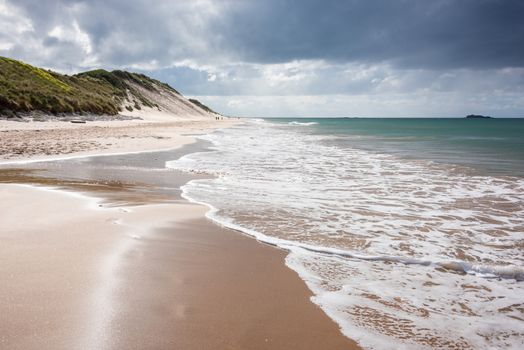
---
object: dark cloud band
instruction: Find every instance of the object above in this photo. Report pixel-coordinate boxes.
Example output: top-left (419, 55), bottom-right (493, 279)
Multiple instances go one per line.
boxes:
top-left (6, 0), bottom-right (524, 69)
top-left (217, 0), bottom-right (524, 69)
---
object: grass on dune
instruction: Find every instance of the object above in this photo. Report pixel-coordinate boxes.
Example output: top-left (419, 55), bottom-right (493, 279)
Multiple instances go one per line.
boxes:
top-left (189, 98), bottom-right (218, 114)
top-left (0, 57), bottom-right (123, 115)
top-left (0, 56), bottom-right (218, 118)
top-left (0, 57), bottom-right (174, 116)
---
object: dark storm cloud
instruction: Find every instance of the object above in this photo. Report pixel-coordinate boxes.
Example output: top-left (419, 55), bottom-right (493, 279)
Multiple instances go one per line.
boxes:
top-left (5, 0), bottom-right (524, 69)
top-left (217, 0), bottom-right (524, 69)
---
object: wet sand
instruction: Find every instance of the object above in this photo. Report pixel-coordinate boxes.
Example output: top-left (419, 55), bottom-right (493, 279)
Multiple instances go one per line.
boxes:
top-left (104, 212), bottom-right (359, 349)
top-left (0, 145), bottom-right (360, 349)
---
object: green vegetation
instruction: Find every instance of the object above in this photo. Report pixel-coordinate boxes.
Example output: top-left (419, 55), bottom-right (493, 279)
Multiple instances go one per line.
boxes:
top-left (1, 57), bottom-right (122, 115)
top-left (189, 98), bottom-right (217, 114)
top-left (76, 69), bottom-right (157, 109)
top-left (0, 56), bottom-right (196, 117)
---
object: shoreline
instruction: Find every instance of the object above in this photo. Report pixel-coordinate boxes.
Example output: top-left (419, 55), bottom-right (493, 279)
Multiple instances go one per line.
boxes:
top-left (0, 143), bottom-right (191, 166)
top-left (0, 119), bottom-right (360, 349)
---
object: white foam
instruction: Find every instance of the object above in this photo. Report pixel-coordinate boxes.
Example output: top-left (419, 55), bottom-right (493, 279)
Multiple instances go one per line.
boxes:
top-left (288, 121), bottom-right (319, 126)
top-left (166, 120), bottom-right (524, 349)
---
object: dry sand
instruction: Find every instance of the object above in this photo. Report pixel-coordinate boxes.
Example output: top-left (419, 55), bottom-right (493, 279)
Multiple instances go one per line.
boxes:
top-left (0, 115), bottom-right (360, 349)
top-left (0, 113), bottom-right (235, 164)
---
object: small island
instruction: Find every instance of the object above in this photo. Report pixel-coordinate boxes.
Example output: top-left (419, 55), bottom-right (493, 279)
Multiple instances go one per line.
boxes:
top-left (466, 114), bottom-right (492, 119)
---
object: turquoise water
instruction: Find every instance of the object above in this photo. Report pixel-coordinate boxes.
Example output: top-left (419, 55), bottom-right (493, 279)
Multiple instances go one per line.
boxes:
top-left (271, 118), bottom-right (524, 176)
top-left (169, 118), bottom-right (524, 349)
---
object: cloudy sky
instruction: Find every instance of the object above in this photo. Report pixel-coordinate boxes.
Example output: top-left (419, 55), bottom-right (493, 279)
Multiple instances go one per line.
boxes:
top-left (1, 0), bottom-right (523, 117)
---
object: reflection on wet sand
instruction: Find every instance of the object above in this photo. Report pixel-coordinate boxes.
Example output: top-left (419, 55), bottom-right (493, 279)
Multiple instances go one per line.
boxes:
top-left (0, 141), bottom-right (211, 206)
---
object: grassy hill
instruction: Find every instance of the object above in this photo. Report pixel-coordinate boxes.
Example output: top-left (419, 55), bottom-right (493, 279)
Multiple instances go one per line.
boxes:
top-left (0, 56), bottom-right (216, 118)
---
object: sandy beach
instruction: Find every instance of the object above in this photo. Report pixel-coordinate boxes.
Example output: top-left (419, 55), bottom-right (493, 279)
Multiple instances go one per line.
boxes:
top-left (0, 111), bottom-right (235, 164)
top-left (0, 116), bottom-right (358, 349)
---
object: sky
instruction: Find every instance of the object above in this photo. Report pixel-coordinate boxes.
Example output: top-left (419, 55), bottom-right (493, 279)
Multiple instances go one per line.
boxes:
top-left (1, 0), bottom-right (524, 117)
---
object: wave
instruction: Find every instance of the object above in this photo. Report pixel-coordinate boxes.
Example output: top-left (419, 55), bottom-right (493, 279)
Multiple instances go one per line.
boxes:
top-left (165, 121), bottom-right (524, 349)
top-left (174, 184), bottom-right (524, 281)
top-left (288, 121), bottom-right (319, 126)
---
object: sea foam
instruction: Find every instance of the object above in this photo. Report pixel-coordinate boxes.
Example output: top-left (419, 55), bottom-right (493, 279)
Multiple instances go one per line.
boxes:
top-left (288, 121), bottom-right (319, 126)
top-left (166, 119), bottom-right (524, 349)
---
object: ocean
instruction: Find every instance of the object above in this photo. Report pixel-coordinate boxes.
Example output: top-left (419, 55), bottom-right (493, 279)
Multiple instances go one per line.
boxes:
top-left (167, 118), bottom-right (524, 349)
